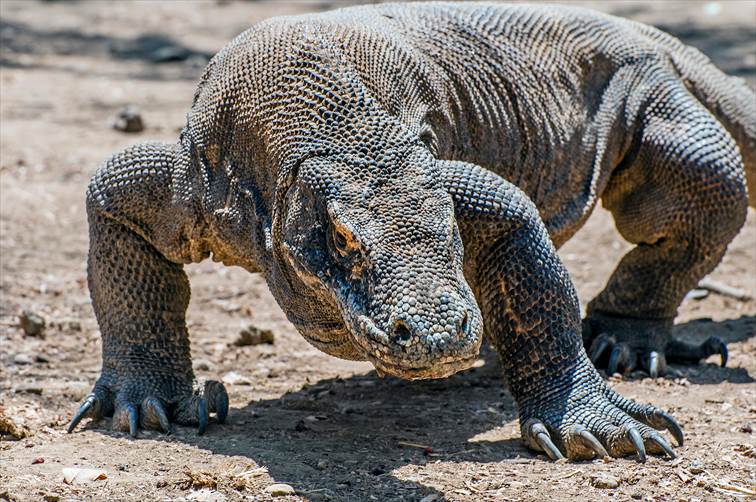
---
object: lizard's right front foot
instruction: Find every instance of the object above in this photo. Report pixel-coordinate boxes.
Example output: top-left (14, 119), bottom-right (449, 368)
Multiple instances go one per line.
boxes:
top-left (516, 353), bottom-right (683, 461)
top-left (67, 370), bottom-right (229, 437)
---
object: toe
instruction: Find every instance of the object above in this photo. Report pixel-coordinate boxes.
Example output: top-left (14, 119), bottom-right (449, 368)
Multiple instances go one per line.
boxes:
top-left (589, 334), bottom-right (614, 367)
top-left (112, 401), bottom-right (139, 437)
top-left (566, 424), bottom-right (609, 460)
top-left (643, 351), bottom-right (667, 378)
top-left (523, 419), bottom-right (564, 460)
top-left (174, 395), bottom-right (210, 434)
top-left (607, 343), bottom-right (636, 376)
top-left (141, 397), bottom-right (172, 433)
top-left (204, 380), bottom-right (229, 424)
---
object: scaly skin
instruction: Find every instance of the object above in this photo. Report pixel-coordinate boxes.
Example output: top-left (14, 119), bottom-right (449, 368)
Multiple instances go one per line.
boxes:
top-left (68, 3), bottom-right (754, 462)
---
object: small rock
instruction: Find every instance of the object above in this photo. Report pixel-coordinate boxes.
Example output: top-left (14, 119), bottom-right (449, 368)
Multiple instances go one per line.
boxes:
top-left (689, 459), bottom-right (704, 474)
top-left (42, 494), bottom-right (60, 502)
top-left (194, 359), bottom-right (214, 371)
top-left (265, 483), bottom-right (296, 496)
top-left (111, 106), bottom-right (144, 133)
top-left (740, 423), bottom-right (753, 434)
top-left (13, 354), bottom-right (33, 365)
top-left (62, 467), bottom-right (107, 484)
top-left (419, 496), bottom-right (439, 502)
top-left (32, 457), bottom-right (44, 464)
top-left (630, 492), bottom-right (642, 500)
top-left (185, 489), bottom-right (226, 502)
top-left (590, 473), bottom-right (620, 489)
top-left (19, 310), bottom-right (45, 337)
top-left (34, 354), bottom-right (50, 363)
top-left (233, 326), bottom-right (275, 347)
top-left (316, 460), bottom-right (327, 470)
top-left (221, 371), bottom-right (252, 386)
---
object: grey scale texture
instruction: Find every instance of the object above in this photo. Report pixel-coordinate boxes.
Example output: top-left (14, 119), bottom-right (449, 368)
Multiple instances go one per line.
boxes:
top-left (68, 2), bottom-right (755, 461)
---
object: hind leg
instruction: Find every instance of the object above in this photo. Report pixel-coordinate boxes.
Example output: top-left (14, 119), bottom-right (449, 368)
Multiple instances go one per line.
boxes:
top-left (585, 88), bottom-right (748, 377)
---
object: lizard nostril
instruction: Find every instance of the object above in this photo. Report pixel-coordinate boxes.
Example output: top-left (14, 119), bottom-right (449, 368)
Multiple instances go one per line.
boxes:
top-left (459, 311), bottom-right (470, 336)
top-left (393, 320), bottom-right (412, 343)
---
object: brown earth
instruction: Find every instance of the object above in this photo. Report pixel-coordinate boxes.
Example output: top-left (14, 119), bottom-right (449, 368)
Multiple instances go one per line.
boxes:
top-left (0, 1), bottom-right (754, 501)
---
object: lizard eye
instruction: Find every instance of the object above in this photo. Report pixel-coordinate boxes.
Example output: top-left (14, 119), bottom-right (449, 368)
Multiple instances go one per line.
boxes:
top-left (332, 226), bottom-right (351, 255)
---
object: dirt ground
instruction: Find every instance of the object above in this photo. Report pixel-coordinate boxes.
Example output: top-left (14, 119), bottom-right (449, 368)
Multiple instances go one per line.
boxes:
top-left (0, 1), bottom-right (754, 501)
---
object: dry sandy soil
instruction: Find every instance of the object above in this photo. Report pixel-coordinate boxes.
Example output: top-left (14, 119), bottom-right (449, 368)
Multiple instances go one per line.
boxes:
top-left (0, 1), bottom-right (754, 501)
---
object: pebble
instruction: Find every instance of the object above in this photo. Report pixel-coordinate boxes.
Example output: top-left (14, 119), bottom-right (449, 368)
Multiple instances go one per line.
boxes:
top-left (111, 106), bottom-right (144, 133)
top-left (233, 326), bottom-right (275, 346)
top-left (221, 371), bottom-right (252, 386)
top-left (590, 473), bottom-right (620, 489)
top-left (265, 483), bottom-right (296, 496)
top-left (194, 359), bottom-right (214, 371)
top-left (19, 310), bottom-right (45, 337)
top-left (317, 460), bottom-right (327, 470)
top-left (62, 467), bottom-right (107, 484)
top-left (185, 489), bottom-right (226, 502)
top-left (13, 353), bottom-right (33, 365)
top-left (689, 459), bottom-right (704, 474)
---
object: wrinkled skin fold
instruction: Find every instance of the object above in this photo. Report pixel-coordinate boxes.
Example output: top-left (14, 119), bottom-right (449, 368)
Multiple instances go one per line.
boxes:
top-left (67, 3), bottom-right (755, 463)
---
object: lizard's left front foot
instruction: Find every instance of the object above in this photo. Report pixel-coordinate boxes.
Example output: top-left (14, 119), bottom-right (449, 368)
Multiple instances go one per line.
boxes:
top-left (518, 355), bottom-right (682, 461)
top-left (583, 313), bottom-right (727, 377)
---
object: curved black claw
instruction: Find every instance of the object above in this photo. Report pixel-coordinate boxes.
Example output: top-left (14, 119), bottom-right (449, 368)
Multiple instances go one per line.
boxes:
top-left (627, 427), bottom-right (646, 463)
top-left (648, 433), bottom-right (676, 459)
top-left (590, 335), bottom-right (612, 365)
top-left (141, 397), bottom-right (172, 433)
top-left (704, 337), bottom-right (728, 367)
top-left (67, 394), bottom-right (98, 433)
top-left (647, 351), bottom-right (663, 379)
top-left (607, 344), bottom-right (636, 376)
top-left (649, 410), bottom-right (684, 446)
top-left (525, 420), bottom-right (564, 460)
top-left (570, 425), bottom-right (609, 459)
top-left (197, 398), bottom-right (208, 435)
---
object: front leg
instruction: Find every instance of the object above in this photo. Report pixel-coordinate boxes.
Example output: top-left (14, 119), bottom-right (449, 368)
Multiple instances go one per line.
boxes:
top-left (439, 160), bottom-right (682, 461)
top-left (67, 142), bottom-right (228, 436)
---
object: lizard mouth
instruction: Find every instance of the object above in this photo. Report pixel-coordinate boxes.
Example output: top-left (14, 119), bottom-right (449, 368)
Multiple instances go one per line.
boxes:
top-left (367, 353), bottom-right (479, 380)
top-left (352, 315), bottom-right (480, 380)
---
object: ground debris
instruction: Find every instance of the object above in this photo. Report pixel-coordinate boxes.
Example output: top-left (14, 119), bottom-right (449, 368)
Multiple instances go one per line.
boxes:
top-left (590, 473), bottom-right (620, 489)
top-left (178, 470), bottom-right (219, 490)
top-left (265, 483), bottom-right (296, 496)
top-left (734, 443), bottom-right (756, 458)
top-left (221, 371), bottom-right (252, 386)
top-left (185, 489), bottom-right (226, 502)
top-left (233, 326), bottom-right (275, 347)
top-left (19, 310), bottom-right (45, 337)
top-left (0, 407), bottom-right (31, 439)
top-left (62, 467), bottom-right (107, 485)
top-left (111, 105), bottom-right (144, 133)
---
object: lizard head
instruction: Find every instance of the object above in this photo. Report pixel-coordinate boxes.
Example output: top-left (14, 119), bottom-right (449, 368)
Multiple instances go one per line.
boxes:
top-left (278, 147), bottom-right (484, 379)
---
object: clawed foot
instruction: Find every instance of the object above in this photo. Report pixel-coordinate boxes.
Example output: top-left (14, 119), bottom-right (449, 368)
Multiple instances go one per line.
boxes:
top-left (67, 377), bottom-right (229, 437)
top-left (519, 356), bottom-right (683, 461)
top-left (583, 314), bottom-right (727, 377)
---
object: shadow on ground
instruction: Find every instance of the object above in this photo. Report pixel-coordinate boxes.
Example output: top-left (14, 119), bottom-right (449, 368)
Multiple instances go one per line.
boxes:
top-left (83, 316), bottom-right (753, 500)
top-left (669, 315), bottom-right (756, 384)
top-left (0, 19), bottom-right (213, 80)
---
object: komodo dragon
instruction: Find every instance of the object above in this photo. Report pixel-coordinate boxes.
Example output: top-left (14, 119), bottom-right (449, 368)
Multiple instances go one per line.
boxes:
top-left (67, 2), bottom-right (755, 461)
